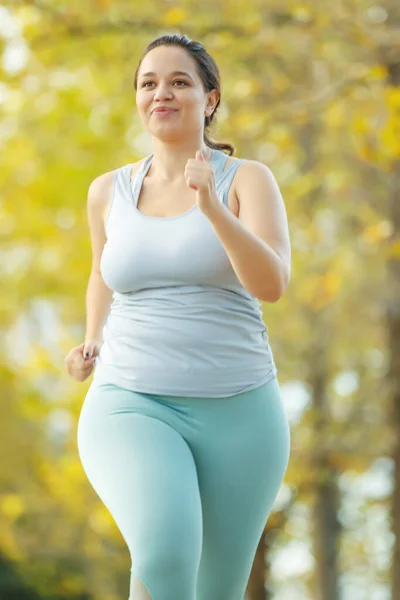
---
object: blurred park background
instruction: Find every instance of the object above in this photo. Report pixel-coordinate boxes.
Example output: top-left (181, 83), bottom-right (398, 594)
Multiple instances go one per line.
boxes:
top-left (1, 1), bottom-right (399, 599)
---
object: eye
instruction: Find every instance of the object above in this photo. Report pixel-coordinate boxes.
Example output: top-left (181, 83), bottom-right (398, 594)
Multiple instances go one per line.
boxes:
top-left (141, 80), bottom-right (189, 88)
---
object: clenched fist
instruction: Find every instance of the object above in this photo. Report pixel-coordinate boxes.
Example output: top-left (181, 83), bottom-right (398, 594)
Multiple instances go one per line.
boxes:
top-left (64, 340), bottom-right (101, 382)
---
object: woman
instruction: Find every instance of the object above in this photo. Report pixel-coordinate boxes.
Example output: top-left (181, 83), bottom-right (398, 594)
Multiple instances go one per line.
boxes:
top-left (65, 33), bottom-right (291, 600)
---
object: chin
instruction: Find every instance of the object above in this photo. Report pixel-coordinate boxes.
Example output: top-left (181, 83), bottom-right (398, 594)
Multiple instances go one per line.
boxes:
top-left (149, 128), bottom-right (185, 140)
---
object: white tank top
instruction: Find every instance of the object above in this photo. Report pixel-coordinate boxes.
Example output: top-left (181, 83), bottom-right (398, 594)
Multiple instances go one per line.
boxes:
top-left (93, 148), bottom-right (277, 397)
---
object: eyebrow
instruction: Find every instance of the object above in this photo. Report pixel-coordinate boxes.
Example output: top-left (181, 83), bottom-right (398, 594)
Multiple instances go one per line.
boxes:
top-left (140, 71), bottom-right (194, 81)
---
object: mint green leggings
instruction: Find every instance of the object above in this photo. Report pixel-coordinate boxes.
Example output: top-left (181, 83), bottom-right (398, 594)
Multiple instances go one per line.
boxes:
top-left (77, 377), bottom-right (290, 600)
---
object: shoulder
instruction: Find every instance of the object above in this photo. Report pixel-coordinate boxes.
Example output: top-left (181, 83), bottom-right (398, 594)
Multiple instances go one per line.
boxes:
top-left (234, 157), bottom-right (273, 177)
top-left (88, 169), bottom-right (117, 201)
top-left (87, 158), bottom-right (145, 206)
top-left (223, 154), bottom-right (271, 179)
top-left (221, 152), bottom-right (242, 168)
top-left (233, 158), bottom-right (279, 196)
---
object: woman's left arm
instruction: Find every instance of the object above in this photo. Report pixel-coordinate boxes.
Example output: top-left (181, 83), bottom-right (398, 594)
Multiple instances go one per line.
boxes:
top-left (203, 160), bottom-right (291, 303)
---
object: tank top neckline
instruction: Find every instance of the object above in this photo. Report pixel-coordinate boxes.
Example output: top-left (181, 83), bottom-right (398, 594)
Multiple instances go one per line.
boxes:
top-left (126, 149), bottom-right (226, 222)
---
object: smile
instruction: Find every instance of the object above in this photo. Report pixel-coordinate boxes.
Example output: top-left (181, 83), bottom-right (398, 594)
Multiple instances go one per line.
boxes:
top-left (153, 109), bottom-right (178, 116)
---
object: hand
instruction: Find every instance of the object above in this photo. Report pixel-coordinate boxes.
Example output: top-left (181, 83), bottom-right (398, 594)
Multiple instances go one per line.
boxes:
top-left (64, 340), bottom-right (101, 382)
top-left (184, 150), bottom-right (221, 216)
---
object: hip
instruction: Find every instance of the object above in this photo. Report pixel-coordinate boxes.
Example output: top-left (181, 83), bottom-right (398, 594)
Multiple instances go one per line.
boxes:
top-left (77, 375), bottom-right (290, 456)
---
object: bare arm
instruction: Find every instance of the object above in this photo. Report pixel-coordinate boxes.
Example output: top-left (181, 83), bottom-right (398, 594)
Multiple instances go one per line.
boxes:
top-left (84, 171), bottom-right (115, 345)
top-left (204, 160), bottom-right (291, 303)
top-left (85, 271), bottom-right (113, 344)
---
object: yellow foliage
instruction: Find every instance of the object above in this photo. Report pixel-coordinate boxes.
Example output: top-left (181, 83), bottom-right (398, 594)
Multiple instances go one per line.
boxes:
top-left (0, 525), bottom-right (24, 561)
top-left (1, 493), bottom-right (25, 520)
top-left (384, 86), bottom-right (400, 109)
top-left (324, 103), bottom-right (345, 128)
top-left (242, 13), bottom-right (263, 34)
top-left (323, 271), bottom-right (342, 298)
top-left (273, 73), bottom-right (290, 92)
top-left (24, 347), bottom-right (56, 377)
top-left (368, 65), bottom-right (388, 81)
top-left (292, 7), bottom-right (312, 22)
top-left (362, 221), bottom-right (393, 245)
top-left (298, 274), bottom-right (320, 304)
top-left (291, 109), bottom-right (310, 125)
top-left (378, 118), bottom-right (400, 159)
top-left (88, 505), bottom-right (114, 535)
top-left (352, 115), bottom-right (371, 135)
top-left (269, 125), bottom-right (291, 146)
top-left (60, 574), bottom-right (86, 593)
top-left (388, 238), bottom-right (400, 259)
top-left (233, 79), bottom-right (254, 98)
top-left (358, 143), bottom-right (375, 161)
top-left (164, 7), bottom-right (188, 25)
top-left (63, 457), bottom-right (85, 482)
top-left (94, 0), bottom-right (113, 7)
top-left (297, 267), bottom-right (341, 311)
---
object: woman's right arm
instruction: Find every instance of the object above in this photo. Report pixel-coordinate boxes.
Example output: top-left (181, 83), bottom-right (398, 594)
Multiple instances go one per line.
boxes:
top-left (84, 171), bottom-right (116, 346)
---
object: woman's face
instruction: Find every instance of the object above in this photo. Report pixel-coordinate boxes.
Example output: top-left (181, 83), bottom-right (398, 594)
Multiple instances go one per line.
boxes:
top-left (136, 45), bottom-right (218, 143)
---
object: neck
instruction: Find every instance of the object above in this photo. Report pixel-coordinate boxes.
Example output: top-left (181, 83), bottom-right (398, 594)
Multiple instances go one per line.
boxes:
top-left (147, 141), bottom-right (213, 183)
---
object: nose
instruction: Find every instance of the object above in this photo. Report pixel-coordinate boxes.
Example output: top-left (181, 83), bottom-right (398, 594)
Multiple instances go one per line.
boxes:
top-left (153, 82), bottom-right (173, 101)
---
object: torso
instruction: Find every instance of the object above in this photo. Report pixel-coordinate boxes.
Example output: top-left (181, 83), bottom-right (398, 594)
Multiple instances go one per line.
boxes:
top-left (101, 154), bottom-right (241, 226)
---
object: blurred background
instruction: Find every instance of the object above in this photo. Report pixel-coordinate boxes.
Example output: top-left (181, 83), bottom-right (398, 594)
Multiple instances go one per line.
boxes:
top-left (1, 1), bottom-right (399, 599)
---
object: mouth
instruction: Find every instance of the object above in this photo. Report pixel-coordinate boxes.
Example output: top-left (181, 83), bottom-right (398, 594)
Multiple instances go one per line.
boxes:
top-left (153, 108), bottom-right (178, 114)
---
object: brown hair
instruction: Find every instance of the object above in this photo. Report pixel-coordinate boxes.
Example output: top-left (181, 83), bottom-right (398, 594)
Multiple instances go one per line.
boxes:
top-left (133, 34), bottom-right (235, 156)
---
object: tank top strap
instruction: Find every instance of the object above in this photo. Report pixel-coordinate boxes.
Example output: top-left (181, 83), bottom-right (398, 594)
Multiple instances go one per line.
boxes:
top-left (212, 150), bottom-right (245, 207)
top-left (125, 150), bottom-right (243, 211)
top-left (129, 155), bottom-right (153, 208)
top-left (210, 148), bottom-right (229, 179)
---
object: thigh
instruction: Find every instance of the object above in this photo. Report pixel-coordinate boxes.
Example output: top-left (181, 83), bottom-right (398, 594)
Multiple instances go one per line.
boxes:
top-left (77, 382), bottom-right (203, 599)
top-left (192, 378), bottom-right (291, 600)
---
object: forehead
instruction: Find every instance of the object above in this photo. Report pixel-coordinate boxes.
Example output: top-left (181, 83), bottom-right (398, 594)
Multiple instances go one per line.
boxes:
top-left (138, 46), bottom-right (198, 79)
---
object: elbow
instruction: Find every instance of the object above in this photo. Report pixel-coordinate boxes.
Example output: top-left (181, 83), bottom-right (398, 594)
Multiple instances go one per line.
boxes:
top-left (259, 267), bottom-right (290, 304)
top-left (259, 288), bottom-right (283, 303)
top-left (271, 283), bottom-right (288, 303)
top-left (257, 284), bottom-right (283, 303)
